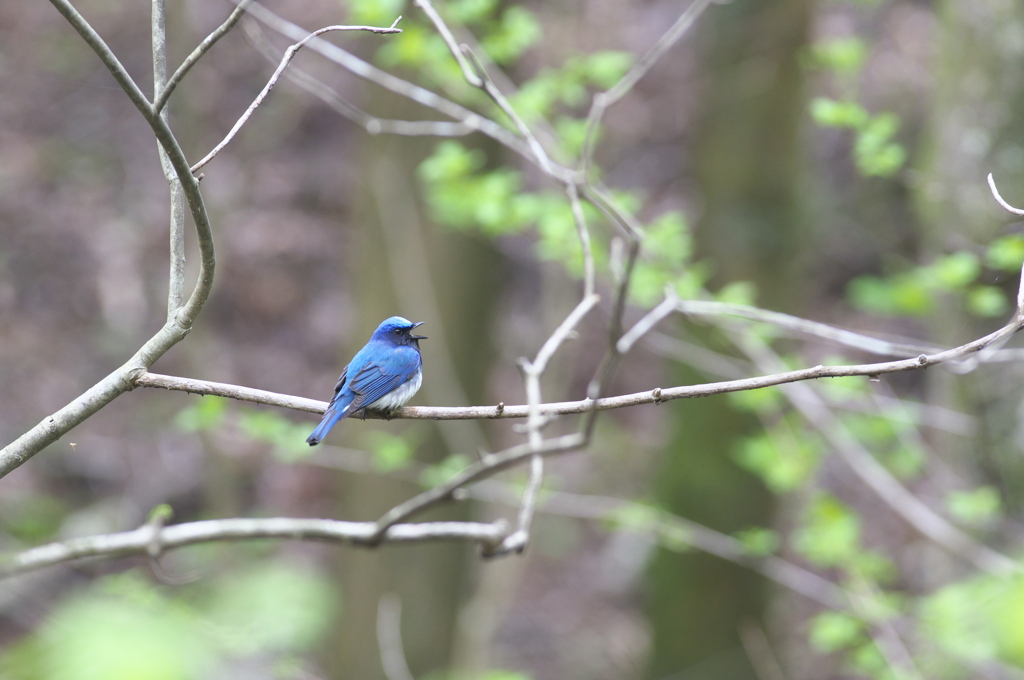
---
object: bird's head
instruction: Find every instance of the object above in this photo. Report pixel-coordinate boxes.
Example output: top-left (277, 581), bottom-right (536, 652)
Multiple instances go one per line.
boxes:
top-left (373, 316), bottom-right (427, 347)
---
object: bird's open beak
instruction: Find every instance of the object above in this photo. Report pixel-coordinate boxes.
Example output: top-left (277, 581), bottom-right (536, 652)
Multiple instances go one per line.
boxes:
top-left (409, 321), bottom-right (427, 340)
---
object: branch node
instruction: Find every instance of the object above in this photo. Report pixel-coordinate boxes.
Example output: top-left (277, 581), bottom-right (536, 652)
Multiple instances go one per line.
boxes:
top-left (652, 387), bottom-right (663, 405)
top-left (916, 354), bottom-right (929, 366)
top-left (495, 401), bottom-right (505, 416)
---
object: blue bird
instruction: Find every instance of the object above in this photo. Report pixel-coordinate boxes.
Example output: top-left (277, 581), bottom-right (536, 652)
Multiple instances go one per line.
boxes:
top-left (306, 316), bottom-right (426, 446)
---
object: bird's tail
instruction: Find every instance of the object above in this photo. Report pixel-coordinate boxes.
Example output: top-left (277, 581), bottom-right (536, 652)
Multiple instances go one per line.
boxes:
top-left (306, 406), bottom-right (348, 446)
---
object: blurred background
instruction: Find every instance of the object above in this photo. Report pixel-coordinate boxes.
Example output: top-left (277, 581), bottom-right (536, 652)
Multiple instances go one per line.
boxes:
top-left (2, 0), bottom-right (1024, 678)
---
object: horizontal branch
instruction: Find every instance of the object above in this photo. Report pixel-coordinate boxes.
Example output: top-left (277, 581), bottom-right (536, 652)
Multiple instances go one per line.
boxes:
top-left (134, 314), bottom-right (1020, 420)
top-left (0, 517), bottom-right (507, 577)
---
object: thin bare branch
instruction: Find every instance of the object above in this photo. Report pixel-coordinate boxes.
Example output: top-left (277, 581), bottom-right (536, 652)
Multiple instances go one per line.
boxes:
top-left (5, 0), bottom-right (216, 480)
top-left (191, 20), bottom-right (403, 173)
top-left (730, 326), bottom-right (1018, 575)
top-left (154, 0), bottom-right (254, 113)
top-left (988, 173), bottom-right (1024, 216)
top-left (245, 2), bottom-right (552, 173)
top-left (413, 0), bottom-right (481, 86)
top-left (0, 517), bottom-right (507, 577)
top-left (377, 595), bottom-right (416, 680)
top-left (581, 0), bottom-right (715, 176)
top-left (567, 183), bottom-right (596, 298)
top-left (245, 21), bottom-right (476, 137)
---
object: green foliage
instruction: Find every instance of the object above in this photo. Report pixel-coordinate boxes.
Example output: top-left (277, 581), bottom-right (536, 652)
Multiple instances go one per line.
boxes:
top-left (0, 564), bottom-right (336, 680)
top-left (792, 494), bottom-right (861, 568)
top-left (853, 112), bottom-right (906, 177)
top-left (848, 250), bottom-right (1010, 318)
top-left (238, 411), bottom-right (313, 463)
top-left (920, 574), bottom-right (1024, 667)
top-left (945, 486), bottom-right (1002, 526)
top-left (806, 37), bottom-right (868, 77)
top-left (810, 97), bottom-right (869, 128)
top-left (173, 396), bottom-right (227, 432)
top-left (733, 526), bottom-right (779, 556)
top-left (809, 611), bottom-right (865, 653)
top-left (479, 6), bottom-right (541, 64)
top-left (986, 234), bottom-right (1024, 271)
top-left (418, 141), bottom-right (704, 304)
top-left (363, 430), bottom-right (416, 472)
top-left (733, 424), bottom-right (821, 493)
top-left (204, 562), bottom-right (336, 655)
top-left (2, 494), bottom-right (67, 543)
top-left (420, 453), bottom-right (473, 488)
top-left (347, 0), bottom-right (406, 27)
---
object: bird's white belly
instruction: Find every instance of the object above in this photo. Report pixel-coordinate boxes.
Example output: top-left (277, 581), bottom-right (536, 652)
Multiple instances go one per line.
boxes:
top-left (369, 370), bottom-right (423, 411)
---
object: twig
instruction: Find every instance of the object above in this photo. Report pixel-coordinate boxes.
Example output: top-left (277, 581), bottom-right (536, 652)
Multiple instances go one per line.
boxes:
top-left (413, 0), bottom-right (480, 86)
top-left (371, 433), bottom-right (586, 537)
top-left (131, 302), bottom-right (1023, 418)
top-left (245, 2), bottom-right (553, 174)
top-left (413, 0), bottom-right (556, 175)
top-left (377, 595), bottom-right (416, 680)
top-left (5, 0), bottom-right (216, 480)
top-left (730, 324), bottom-right (1018, 575)
top-left (0, 517), bottom-right (507, 577)
top-left (154, 0), bottom-right (254, 113)
top-left (567, 183), bottom-right (596, 298)
top-left (245, 21), bottom-right (476, 137)
top-left (191, 19), bottom-right (403, 173)
top-left (581, 0), bottom-right (715, 177)
top-left (988, 173), bottom-right (1024, 217)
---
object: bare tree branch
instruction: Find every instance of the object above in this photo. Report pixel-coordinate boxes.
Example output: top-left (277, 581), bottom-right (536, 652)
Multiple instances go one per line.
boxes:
top-left (581, 0), bottom-right (715, 177)
top-left (0, 517), bottom-right (507, 577)
top-left (1, 0), bottom-right (217, 480)
top-left (191, 18), bottom-right (403, 173)
top-left (154, 0), bottom-right (254, 113)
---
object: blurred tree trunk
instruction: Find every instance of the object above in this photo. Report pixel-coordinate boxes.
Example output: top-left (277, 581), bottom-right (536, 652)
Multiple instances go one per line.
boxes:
top-left (645, 1), bottom-right (812, 676)
top-left (322, 130), bottom-right (503, 678)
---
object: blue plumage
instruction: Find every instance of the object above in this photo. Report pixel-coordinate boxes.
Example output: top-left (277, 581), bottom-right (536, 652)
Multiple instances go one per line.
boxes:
top-left (306, 316), bottom-right (426, 446)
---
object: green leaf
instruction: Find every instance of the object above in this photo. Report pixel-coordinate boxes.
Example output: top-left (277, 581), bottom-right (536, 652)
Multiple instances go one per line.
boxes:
top-left (363, 431), bottom-right (415, 472)
top-left (604, 503), bottom-right (661, 533)
top-left (809, 611), bottom-right (864, 653)
top-left (21, 574), bottom-right (216, 680)
top-left (347, 0), bottom-right (405, 26)
top-left (946, 486), bottom-right (1002, 526)
top-left (930, 251), bottom-right (981, 290)
top-left (448, 0), bottom-right (498, 24)
top-left (715, 281), bottom-right (757, 305)
top-left (734, 527), bottom-right (779, 556)
top-left (420, 454), bottom-right (472, 488)
top-left (847, 273), bottom-right (933, 316)
top-left (205, 563), bottom-right (336, 655)
top-left (174, 397), bottom-right (227, 432)
top-left (734, 432), bottom-right (820, 493)
top-left (967, 285), bottom-right (1009, 317)
top-left (480, 6), bottom-right (541, 64)
top-left (854, 112), bottom-right (906, 177)
top-left (807, 37), bottom-right (867, 75)
top-left (237, 411), bottom-right (313, 463)
top-left (986, 234), bottom-right (1024, 271)
top-left (810, 97), bottom-right (868, 128)
top-left (792, 495), bottom-right (860, 567)
top-left (585, 51), bottom-right (635, 89)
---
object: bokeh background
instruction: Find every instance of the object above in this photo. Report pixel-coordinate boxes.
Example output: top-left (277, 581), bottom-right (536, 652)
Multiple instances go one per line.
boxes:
top-left (2, 0), bottom-right (1024, 678)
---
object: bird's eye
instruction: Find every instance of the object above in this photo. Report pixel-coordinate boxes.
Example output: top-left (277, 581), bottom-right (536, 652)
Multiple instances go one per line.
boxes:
top-left (394, 329), bottom-right (402, 334)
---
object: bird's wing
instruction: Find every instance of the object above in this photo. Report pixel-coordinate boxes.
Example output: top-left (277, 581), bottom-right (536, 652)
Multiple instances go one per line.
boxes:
top-left (346, 346), bottom-right (421, 411)
top-left (324, 364), bottom-right (349, 410)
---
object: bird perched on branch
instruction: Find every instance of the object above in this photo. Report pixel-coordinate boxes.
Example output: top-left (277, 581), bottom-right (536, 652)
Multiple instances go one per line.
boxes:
top-left (306, 316), bottom-right (426, 446)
